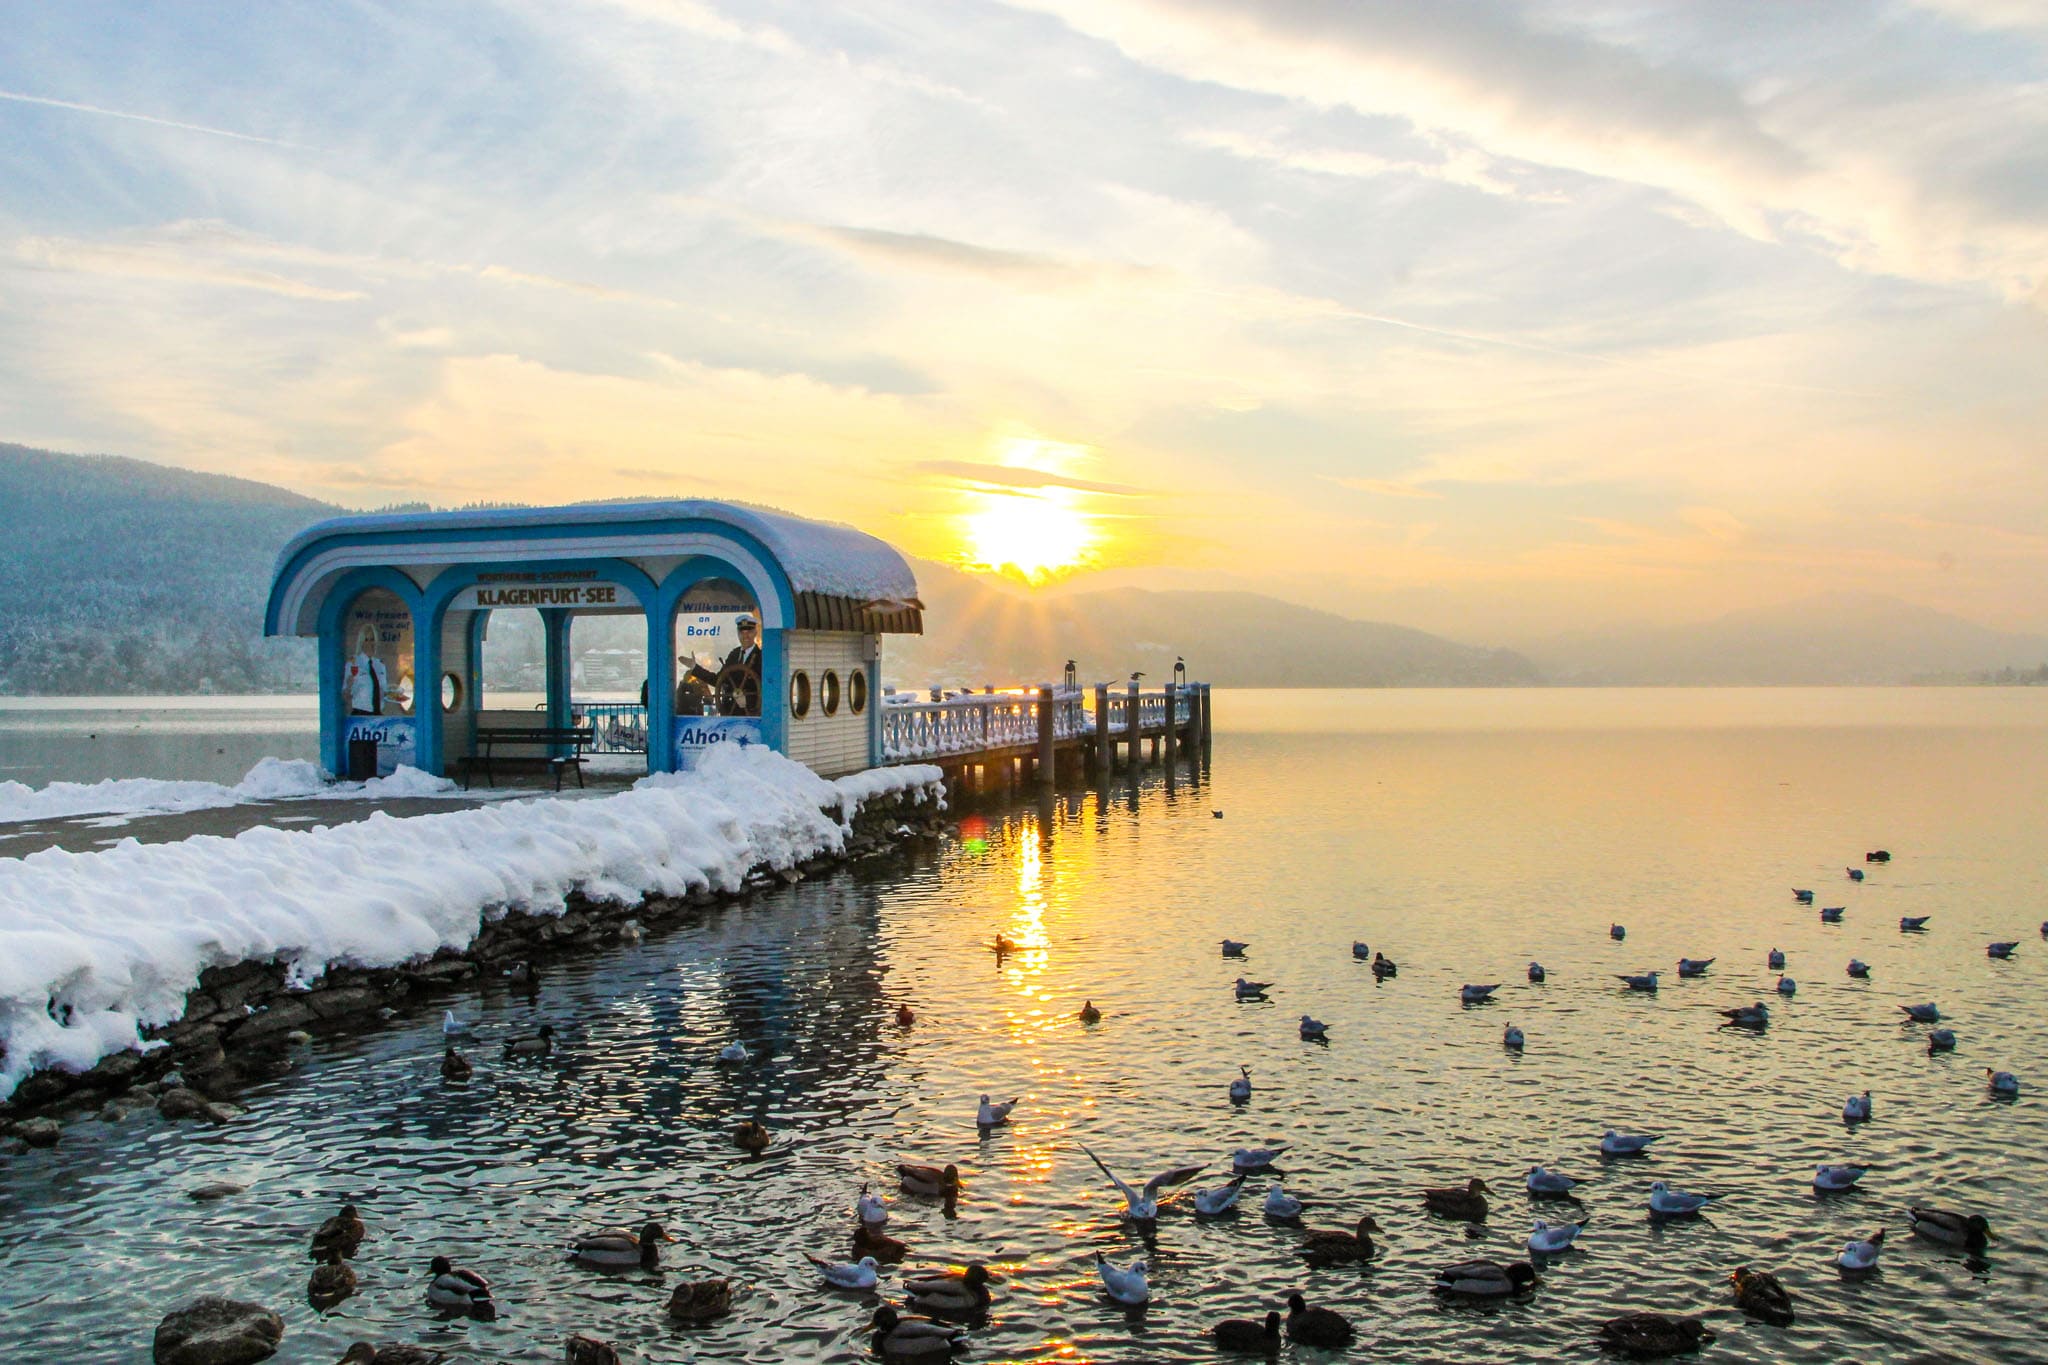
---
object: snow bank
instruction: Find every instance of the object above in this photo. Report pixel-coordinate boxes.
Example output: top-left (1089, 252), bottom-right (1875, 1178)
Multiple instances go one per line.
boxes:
top-left (0, 758), bottom-right (458, 826)
top-left (0, 746), bottom-right (942, 1099)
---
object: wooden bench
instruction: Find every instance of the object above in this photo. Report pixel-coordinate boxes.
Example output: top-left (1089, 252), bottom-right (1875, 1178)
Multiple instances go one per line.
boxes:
top-left (461, 725), bottom-right (595, 790)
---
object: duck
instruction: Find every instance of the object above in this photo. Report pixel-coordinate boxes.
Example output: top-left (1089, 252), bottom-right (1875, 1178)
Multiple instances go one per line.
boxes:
top-left (734, 1120), bottom-right (771, 1154)
top-left (1264, 1183), bottom-right (1304, 1220)
top-left (898, 1162), bottom-right (961, 1201)
top-left (858, 1183), bottom-right (888, 1225)
top-left (1352, 941), bottom-right (1371, 960)
top-left (425, 1256), bottom-right (494, 1317)
top-left (1221, 939), bottom-right (1249, 957)
top-left (1647, 1181), bottom-right (1713, 1216)
top-left (1433, 1259), bottom-right (1538, 1297)
top-left (976, 1093), bottom-right (1019, 1127)
top-left (717, 1040), bottom-right (748, 1063)
top-left (1777, 976), bottom-right (1797, 995)
top-left (440, 1047), bottom-right (472, 1081)
top-left (1193, 1174), bottom-right (1247, 1217)
top-left (1232, 1145), bottom-right (1288, 1173)
top-left (1284, 1293), bottom-right (1354, 1347)
top-left (1527, 1218), bottom-right (1586, 1254)
top-left (1813, 1164), bottom-right (1867, 1193)
top-left (1616, 971), bottom-right (1659, 992)
top-left (1988, 941), bottom-right (2018, 960)
top-left (1901, 915), bottom-right (1930, 931)
top-left (1528, 961), bottom-right (1546, 982)
top-left (805, 1252), bottom-right (880, 1290)
top-left (1867, 850), bottom-right (1891, 862)
top-left (1597, 1313), bottom-right (1715, 1357)
top-left (905, 1264), bottom-right (993, 1315)
top-left (1503, 1024), bottom-right (1525, 1050)
top-left (1228, 1066), bottom-right (1252, 1103)
top-left (869, 1306), bottom-right (967, 1361)
top-left (308, 1248), bottom-right (357, 1310)
top-left (1927, 1028), bottom-right (1957, 1053)
top-left (503, 1024), bottom-right (554, 1057)
top-left (1600, 1130), bottom-right (1660, 1157)
top-left (895, 1003), bottom-right (916, 1027)
top-left (1848, 959), bottom-right (1871, 979)
top-left (666, 1278), bottom-right (733, 1322)
top-left (1372, 952), bottom-right (1398, 978)
top-left (1095, 1251), bottom-right (1148, 1305)
top-left (1721, 1002), bottom-right (1770, 1028)
top-left (1843, 1090), bottom-right (1872, 1122)
top-left (991, 934), bottom-right (1018, 955)
top-left (852, 1220), bottom-right (909, 1262)
top-left (336, 1347), bottom-right (447, 1365)
top-left (1900, 1003), bottom-right (1941, 1023)
top-left (1611, 923), bottom-right (1627, 939)
top-left (1080, 1145), bottom-right (1207, 1220)
top-left (565, 1337), bottom-right (620, 1365)
top-left (1423, 1178), bottom-right (1491, 1221)
top-left (1847, 867), bottom-right (1865, 881)
top-left (570, 1221), bottom-right (672, 1269)
top-left (1987, 1069), bottom-right (2020, 1096)
top-left (1837, 1227), bottom-right (1884, 1272)
top-left (311, 1204), bottom-right (366, 1260)
top-left (1908, 1207), bottom-right (1993, 1250)
top-left (1768, 947), bottom-right (1786, 969)
top-left (1078, 1000), bottom-right (1101, 1024)
top-left (1676, 958), bottom-right (1714, 978)
top-left (1301, 1213), bottom-right (1381, 1265)
top-left (1234, 977), bottom-right (1272, 1000)
top-left (1820, 906), bottom-right (1846, 923)
top-left (1299, 1014), bottom-right (1328, 1040)
top-left (1730, 1265), bottom-right (1793, 1325)
top-left (1527, 1166), bottom-right (1578, 1196)
top-left (1792, 889), bottom-right (1814, 904)
top-left (1212, 1310), bottom-right (1281, 1352)
top-left (1461, 983), bottom-right (1500, 1004)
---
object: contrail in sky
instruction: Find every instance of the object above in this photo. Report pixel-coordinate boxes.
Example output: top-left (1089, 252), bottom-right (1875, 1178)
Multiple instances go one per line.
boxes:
top-left (0, 88), bottom-right (304, 149)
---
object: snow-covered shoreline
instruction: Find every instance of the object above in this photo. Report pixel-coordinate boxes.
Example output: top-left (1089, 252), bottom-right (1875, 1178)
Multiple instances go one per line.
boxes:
top-left (0, 747), bottom-right (942, 1102)
top-left (0, 757), bottom-right (459, 827)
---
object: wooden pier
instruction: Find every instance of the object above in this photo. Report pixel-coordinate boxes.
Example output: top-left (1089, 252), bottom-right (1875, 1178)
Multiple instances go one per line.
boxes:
top-left (878, 677), bottom-right (1212, 791)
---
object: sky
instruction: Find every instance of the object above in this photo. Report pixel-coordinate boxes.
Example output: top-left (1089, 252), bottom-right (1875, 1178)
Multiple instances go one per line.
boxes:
top-left (2, 0), bottom-right (2046, 644)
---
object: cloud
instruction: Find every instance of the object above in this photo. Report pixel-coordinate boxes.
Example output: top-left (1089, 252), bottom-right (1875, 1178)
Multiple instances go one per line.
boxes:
top-left (915, 459), bottom-right (1145, 496)
top-left (810, 225), bottom-right (1108, 286)
top-left (1189, 127), bottom-right (1563, 202)
top-left (15, 236), bottom-right (366, 301)
top-left (1326, 476), bottom-right (1444, 499)
top-left (0, 87), bottom-right (306, 148)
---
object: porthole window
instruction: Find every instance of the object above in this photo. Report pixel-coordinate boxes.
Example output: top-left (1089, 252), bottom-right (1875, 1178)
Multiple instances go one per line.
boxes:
top-left (789, 670), bottom-right (812, 719)
top-left (440, 672), bottom-right (463, 712)
top-left (849, 670), bottom-right (868, 715)
top-left (821, 670), bottom-right (841, 717)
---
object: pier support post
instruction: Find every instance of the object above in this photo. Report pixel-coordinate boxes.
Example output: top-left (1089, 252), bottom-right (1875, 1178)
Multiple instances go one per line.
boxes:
top-left (1199, 682), bottom-right (1213, 758)
top-left (1037, 684), bottom-right (1056, 787)
top-left (1163, 682), bottom-right (1178, 770)
top-left (1090, 682), bottom-right (1109, 775)
top-left (1126, 678), bottom-right (1142, 770)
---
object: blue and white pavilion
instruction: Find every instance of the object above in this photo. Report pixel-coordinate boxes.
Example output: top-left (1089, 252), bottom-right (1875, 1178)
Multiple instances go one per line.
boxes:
top-left (265, 500), bottom-right (923, 780)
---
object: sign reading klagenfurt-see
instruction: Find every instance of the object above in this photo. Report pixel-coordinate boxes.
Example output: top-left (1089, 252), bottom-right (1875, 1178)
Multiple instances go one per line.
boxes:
top-left (449, 570), bottom-right (634, 612)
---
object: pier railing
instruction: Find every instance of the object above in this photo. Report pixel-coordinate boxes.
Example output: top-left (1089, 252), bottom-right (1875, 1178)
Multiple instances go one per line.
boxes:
top-left (879, 681), bottom-right (1203, 765)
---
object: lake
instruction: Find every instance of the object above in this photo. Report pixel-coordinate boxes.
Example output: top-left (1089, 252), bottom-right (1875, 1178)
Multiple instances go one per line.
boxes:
top-left (0, 688), bottom-right (2042, 1362)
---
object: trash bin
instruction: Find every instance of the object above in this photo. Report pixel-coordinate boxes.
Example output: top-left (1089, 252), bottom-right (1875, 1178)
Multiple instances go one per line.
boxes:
top-left (346, 737), bottom-right (380, 782)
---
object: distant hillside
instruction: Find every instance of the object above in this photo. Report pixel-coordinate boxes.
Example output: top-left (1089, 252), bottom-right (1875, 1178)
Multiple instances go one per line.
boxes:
top-left (1522, 593), bottom-right (2048, 685)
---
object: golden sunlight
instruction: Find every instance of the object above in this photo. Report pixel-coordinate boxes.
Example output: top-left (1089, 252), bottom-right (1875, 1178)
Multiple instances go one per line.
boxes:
top-left (953, 439), bottom-right (1104, 584)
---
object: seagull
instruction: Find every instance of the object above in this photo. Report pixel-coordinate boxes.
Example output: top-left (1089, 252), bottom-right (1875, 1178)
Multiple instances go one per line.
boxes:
top-left (717, 1040), bottom-right (748, 1063)
top-left (441, 1010), bottom-right (471, 1037)
top-left (1221, 939), bottom-right (1249, 957)
top-left (1900, 1003), bottom-right (1941, 1023)
top-left (1843, 1091), bottom-right (1872, 1122)
top-left (806, 1253), bottom-right (880, 1290)
top-left (1814, 1164), bottom-right (1867, 1192)
top-left (1527, 1218), bottom-right (1588, 1254)
top-left (1768, 948), bottom-right (1786, 970)
top-left (1299, 1014), bottom-right (1329, 1040)
top-left (1264, 1183), bottom-right (1304, 1220)
top-left (1676, 958), bottom-right (1715, 978)
top-left (1820, 907), bottom-right (1845, 923)
top-left (1193, 1175), bottom-right (1247, 1217)
top-left (1927, 1028), bottom-right (1957, 1053)
top-left (1610, 923), bottom-right (1627, 940)
top-left (1095, 1251), bottom-right (1148, 1305)
top-left (1848, 959), bottom-right (1871, 979)
top-left (1988, 941), bottom-right (2018, 960)
top-left (1987, 1069), bottom-right (2020, 1096)
top-left (856, 1184), bottom-right (887, 1227)
top-left (1079, 1145), bottom-right (1206, 1221)
top-left (1503, 1024), bottom-right (1525, 1050)
top-left (1228, 1066), bottom-right (1251, 1103)
top-left (1528, 962), bottom-right (1546, 982)
top-left (1777, 976), bottom-right (1797, 996)
top-left (1837, 1228), bottom-right (1885, 1272)
top-left (1461, 983), bottom-right (1501, 1004)
top-left (1526, 1166), bottom-right (1578, 1196)
top-left (1647, 1181), bottom-right (1713, 1216)
top-left (1847, 868), bottom-right (1865, 882)
top-left (1721, 1002), bottom-right (1771, 1028)
top-left (1601, 1130), bottom-right (1661, 1157)
top-left (1234, 977), bottom-right (1272, 1000)
top-left (1793, 889), bottom-right (1814, 904)
top-left (977, 1093), bottom-right (1018, 1127)
top-left (1900, 916), bottom-right (1930, 931)
top-left (1212, 810), bottom-right (1223, 819)
top-left (1232, 1145), bottom-right (1288, 1173)
top-left (1352, 941), bottom-right (1371, 960)
top-left (1616, 971), bottom-right (1660, 992)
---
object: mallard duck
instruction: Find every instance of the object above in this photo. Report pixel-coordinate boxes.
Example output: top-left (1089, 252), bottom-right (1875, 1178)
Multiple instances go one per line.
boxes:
top-left (337, 1345), bottom-right (447, 1365)
top-left (992, 934), bottom-right (1018, 955)
top-left (1908, 1207), bottom-right (1992, 1249)
top-left (309, 1248), bottom-right (357, 1310)
top-left (1078, 1000), bottom-right (1101, 1024)
top-left (1371, 952), bottom-right (1397, 978)
top-left (665, 1278), bottom-right (733, 1322)
top-left (1213, 1309), bottom-right (1281, 1352)
top-left (569, 1221), bottom-right (672, 1269)
top-left (425, 1255), bottom-right (494, 1317)
top-left (734, 1121), bottom-right (771, 1154)
top-left (1284, 1293), bottom-right (1353, 1347)
top-left (564, 1337), bottom-right (620, 1365)
top-left (1301, 1213), bottom-right (1381, 1265)
top-left (853, 1220), bottom-right (909, 1262)
top-left (1730, 1266), bottom-right (1794, 1325)
top-left (905, 1263), bottom-right (993, 1315)
top-left (898, 1162), bottom-right (961, 1200)
top-left (440, 1047), bottom-right (471, 1081)
top-left (311, 1204), bottom-right (366, 1260)
top-left (1423, 1178), bottom-right (1491, 1221)
top-left (895, 1003), bottom-right (916, 1027)
top-left (1434, 1259), bottom-right (1538, 1296)
top-left (870, 1306), bottom-right (967, 1361)
top-left (1597, 1312), bottom-right (1714, 1357)
top-left (502, 1024), bottom-right (554, 1057)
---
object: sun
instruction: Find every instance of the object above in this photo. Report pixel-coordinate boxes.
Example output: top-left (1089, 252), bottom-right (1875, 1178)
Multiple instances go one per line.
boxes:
top-left (960, 490), bottom-right (1097, 584)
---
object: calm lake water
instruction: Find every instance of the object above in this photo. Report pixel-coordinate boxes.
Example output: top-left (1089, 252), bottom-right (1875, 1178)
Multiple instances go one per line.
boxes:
top-left (1, 688), bottom-right (2044, 1363)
